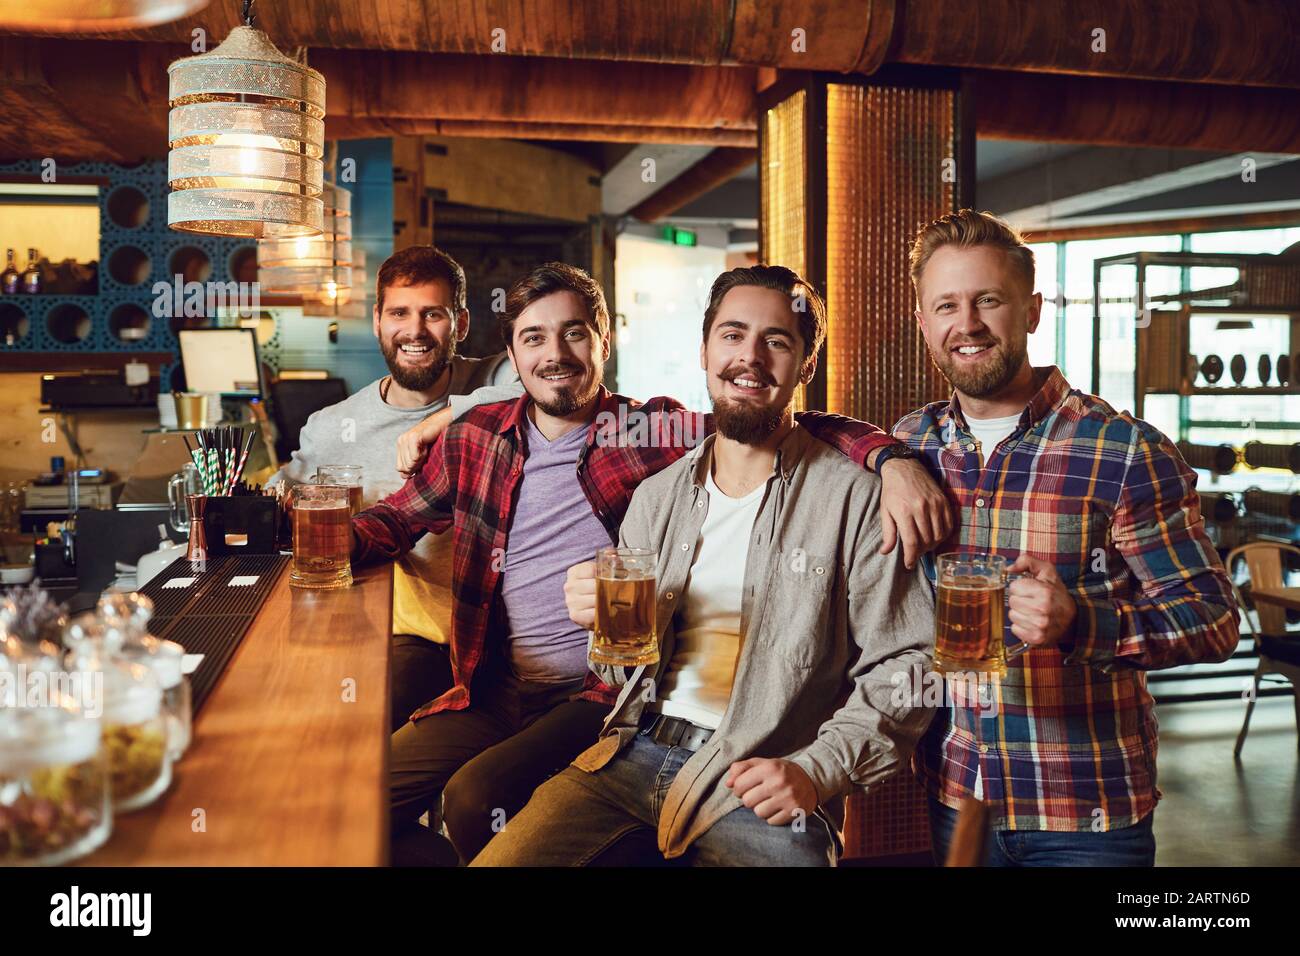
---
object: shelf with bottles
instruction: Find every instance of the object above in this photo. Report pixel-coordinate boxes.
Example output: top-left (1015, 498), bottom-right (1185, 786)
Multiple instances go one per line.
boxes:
top-left (1, 247), bottom-right (98, 296)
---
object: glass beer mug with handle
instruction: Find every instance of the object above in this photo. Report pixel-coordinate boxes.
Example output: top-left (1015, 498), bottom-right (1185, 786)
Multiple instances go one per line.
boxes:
top-left (316, 465), bottom-right (364, 516)
top-left (289, 482), bottom-right (353, 590)
top-left (933, 552), bottom-right (1031, 676)
top-left (166, 462), bottom-right (202, 533)
top-left (589, 547), bottom-right (659, 667)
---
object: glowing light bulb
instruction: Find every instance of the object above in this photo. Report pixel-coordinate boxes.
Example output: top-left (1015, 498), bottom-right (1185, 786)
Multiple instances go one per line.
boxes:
top-left (294, 237), bottom-right (311, 260)
top-left (212, 132), bottom-right (284, 187)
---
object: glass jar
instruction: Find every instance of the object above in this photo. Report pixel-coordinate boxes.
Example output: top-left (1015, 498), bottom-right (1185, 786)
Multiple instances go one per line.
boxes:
top-left (98, 659), bottom-right (172, 812)
top-left (0, 634), bottom-right (111, 865)
top-left (66, 631), bottom-right (172, 814)
top-left (118, 636), bottom-right (191, 761)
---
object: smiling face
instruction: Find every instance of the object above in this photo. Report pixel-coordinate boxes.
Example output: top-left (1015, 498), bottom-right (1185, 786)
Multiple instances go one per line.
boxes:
top-left (373, 279), bottom-right (467, 391)
top-left (508, 290), bottom-right (608, 417)
top-left (700, 285), bottom-right (813, 444)
top-left (914, 244), bottom-right (1041, 399)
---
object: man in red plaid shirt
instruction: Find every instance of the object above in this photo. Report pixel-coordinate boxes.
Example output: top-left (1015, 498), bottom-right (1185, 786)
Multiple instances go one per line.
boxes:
top-left (351, 262), bottom-right (950, 865)
top-left (897, 210), bottom-right (1239, 866)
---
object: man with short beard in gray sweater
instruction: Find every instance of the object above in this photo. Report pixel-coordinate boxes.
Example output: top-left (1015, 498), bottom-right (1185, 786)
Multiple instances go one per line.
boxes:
top-left (269, 246), bottom-right (516, 733)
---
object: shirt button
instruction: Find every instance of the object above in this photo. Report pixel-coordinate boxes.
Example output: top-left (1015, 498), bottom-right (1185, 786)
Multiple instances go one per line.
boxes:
top-left (975, 497), bottom-right (986, 507)
top-left (681, 543), bottom-right (690, 551)
top-left (979, 744), bottom-right (989, 754)
top-left (814, 566), bottom-right (825, 575)
top-left (665, 591), bottom-right (674, 600)
top-left (696, 500), bottom-right (704, 508)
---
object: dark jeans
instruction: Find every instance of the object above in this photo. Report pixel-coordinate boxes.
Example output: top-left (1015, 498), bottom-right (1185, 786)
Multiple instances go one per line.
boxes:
top-left (391, 635), bottom-right (455, 733)
top-left (927, 797), bottom-right (1156, 867)
top-left (390, 662), bottom-right (609, 866)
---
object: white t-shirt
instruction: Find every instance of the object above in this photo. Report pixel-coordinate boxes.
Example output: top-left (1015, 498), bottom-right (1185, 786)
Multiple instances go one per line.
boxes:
top-left (653, 468), bottom-right (767, 730)
top-left (964, 412), bottom-right (1021, 464)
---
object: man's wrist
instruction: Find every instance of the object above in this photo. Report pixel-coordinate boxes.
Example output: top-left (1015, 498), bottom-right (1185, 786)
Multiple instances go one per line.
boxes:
top-left (871, 442), bottom-right (920, 475)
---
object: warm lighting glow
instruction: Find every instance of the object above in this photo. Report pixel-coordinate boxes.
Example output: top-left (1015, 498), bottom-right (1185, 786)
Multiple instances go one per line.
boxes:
top-left (258, 181), bottom-right (354, 313)
top-left (0, 0), bottom-right (208, 32)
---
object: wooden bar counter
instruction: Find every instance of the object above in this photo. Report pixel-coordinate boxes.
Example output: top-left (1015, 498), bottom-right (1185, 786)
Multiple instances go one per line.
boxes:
top-left (80, 565), bottom-right (393, 866)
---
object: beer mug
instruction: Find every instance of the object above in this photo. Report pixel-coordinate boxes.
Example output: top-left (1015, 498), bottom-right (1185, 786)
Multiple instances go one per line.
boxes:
top-left (590, 547), bottom-right (659, 667)
top-left (316, 464), bottom-right (364, 515)
top-left (933, 552), bottom-right (1030, 675)
top-left (289, 483), bottom-right (353, 590)
top-left (167, 462), bottom-right (202, 532)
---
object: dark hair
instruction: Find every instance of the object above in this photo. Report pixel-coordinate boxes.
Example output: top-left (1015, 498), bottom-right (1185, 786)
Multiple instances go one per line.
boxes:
top-left (501, 262), bottom-right (609, 346)
top-left (702, 265), bottom-right (826, 376)
top-left (376, 246), bottom-right (467, 314)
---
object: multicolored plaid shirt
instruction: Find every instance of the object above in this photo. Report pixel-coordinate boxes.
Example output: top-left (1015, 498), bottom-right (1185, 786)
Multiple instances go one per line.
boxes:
top-left (353, 386), bottom-right (897, 721)
top-left (894, 366), bottom-right (1239, 832)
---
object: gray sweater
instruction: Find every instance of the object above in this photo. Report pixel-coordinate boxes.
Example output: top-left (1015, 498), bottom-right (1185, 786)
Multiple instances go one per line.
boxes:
top-left (579, 425), bottom-right (937, 858)
top-left (269, 353), bottom-right (516, 640)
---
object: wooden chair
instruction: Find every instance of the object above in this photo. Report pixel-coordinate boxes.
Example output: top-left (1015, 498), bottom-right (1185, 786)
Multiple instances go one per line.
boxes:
top-left (943, 797), bottom-right (990, 867)
top-left (1225, 542), bottom-right (1300, 756)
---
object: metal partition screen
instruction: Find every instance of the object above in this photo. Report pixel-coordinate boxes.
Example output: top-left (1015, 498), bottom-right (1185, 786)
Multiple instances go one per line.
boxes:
top-left (759, 70), bottom-right (970, 861)
top-left (826, 81), bottom-right (958, 430)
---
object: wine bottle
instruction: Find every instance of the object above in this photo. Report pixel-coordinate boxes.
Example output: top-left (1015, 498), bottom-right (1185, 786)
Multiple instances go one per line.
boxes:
top-left (1, 249), bottom-right (18, 295)
top-left (21, 247), bottom-right (41, 294)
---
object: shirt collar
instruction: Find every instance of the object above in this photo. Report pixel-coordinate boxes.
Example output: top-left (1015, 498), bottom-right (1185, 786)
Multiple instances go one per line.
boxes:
top-left (947, 365), bottom-right (1070, 436)
top-left (497, 384), bottom-right (616, 440)
top-left (688, 422), bottom-right (813, 489)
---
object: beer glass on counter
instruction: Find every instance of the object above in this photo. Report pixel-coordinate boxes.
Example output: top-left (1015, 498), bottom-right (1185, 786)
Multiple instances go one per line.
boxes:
top-left (289, 483), bottom-right (353, 589)
top-left (590, 547), bottom-right (659, 667)
top-left (933, 552), bottom-right (1029, 675)
top-left (316, 465), bottom-right (364, 515)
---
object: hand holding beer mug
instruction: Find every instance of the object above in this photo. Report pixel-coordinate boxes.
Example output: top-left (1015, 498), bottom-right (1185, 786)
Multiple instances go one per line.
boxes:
top-left (588, 547), bottom-right (659, 667)
top-left (289, 483), bottom-right (353, 589)
top-left (933, 552), bottom-right (1029, 675)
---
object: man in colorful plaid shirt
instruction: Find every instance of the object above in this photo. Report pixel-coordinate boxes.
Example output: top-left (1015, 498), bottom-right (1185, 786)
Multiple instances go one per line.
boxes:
top-left (351, 262), bottom-right (951, 866)
top-left (896, 209), bottom-right (1240, 866)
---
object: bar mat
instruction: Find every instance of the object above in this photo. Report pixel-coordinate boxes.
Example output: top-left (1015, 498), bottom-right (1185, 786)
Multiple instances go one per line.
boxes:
top-left (140, 554), bottom-right (289, 713)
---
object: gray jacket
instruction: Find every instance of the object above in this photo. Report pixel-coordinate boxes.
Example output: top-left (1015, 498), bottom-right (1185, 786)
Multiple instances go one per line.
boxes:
top-left (577, 424), bottom-right (936, 858)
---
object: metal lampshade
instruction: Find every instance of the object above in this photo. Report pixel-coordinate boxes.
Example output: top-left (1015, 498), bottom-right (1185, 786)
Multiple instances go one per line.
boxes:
top-left (167, 24), bottom-right (325, 238)
top-left (258, 181), bottom-right (353, 309)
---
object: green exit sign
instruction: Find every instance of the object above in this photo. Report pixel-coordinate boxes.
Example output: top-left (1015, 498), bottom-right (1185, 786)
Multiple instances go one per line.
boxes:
top-left (660, 225), bottom-right (697, 247)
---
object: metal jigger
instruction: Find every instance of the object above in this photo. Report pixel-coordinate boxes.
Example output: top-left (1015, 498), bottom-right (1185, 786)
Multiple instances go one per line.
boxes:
top-left (185, 494), bottom-right (209, 567)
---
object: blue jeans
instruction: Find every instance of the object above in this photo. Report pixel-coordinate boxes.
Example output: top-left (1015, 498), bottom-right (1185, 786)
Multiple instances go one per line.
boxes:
top-left (927, 797), bottom-right (1156, 867)
top-left (471, 733), bottom-right (837, 866)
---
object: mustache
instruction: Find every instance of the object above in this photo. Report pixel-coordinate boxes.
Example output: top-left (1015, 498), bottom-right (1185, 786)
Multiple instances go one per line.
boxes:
top-left (534, 363), bottom-right (584, 377)
top-left (946, 336), bottom-right (1000, 351)
top-left (720, 366), bottom-right (775, 386)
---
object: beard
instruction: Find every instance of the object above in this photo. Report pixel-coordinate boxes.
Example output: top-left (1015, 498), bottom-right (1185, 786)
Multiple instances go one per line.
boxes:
top-left (529, 363), bottom-right (601, 417)
top-left (381, 333), bottom-right (454, 391)
top-left (929, 335), bottom-right (1027, 398)
top-left (710, 365), bottom-right (788, 444)
top-left (711, 396), bottom-right (786, 444)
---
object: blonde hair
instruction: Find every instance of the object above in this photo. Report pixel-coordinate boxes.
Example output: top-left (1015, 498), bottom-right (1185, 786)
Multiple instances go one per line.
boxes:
top-left (909, 209), bottom-right (1035, 301)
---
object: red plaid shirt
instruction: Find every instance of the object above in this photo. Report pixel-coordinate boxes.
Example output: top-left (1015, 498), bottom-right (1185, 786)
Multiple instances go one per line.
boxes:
top-left (353, 387), bottom-right (897, 720)
top-left (895, 367), bottom-right (1239, 831)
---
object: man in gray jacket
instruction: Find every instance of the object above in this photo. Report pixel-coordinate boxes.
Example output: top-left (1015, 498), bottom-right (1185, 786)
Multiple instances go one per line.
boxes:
top-left (471, 265), bottom-right (935, 866)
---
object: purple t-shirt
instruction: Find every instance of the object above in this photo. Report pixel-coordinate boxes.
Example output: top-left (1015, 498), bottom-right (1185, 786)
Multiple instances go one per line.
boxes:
top-left (500, 416), bottom-right (612, 683)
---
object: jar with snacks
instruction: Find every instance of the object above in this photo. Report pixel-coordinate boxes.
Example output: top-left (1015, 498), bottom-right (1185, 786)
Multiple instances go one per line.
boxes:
top-left (0, 632), bottom-right (111, 866)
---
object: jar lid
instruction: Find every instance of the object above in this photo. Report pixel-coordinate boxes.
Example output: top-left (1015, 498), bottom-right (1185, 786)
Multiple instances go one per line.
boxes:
top-left (0, 697), bottom-right (101, 772)
top-left (90, 658), bottom-right (162, 725)
top-left (117, 635), bottom-right (184, 690)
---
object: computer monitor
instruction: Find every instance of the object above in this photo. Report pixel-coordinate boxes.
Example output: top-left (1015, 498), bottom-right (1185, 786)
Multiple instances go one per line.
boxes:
top-left (178, 328), bottom-right (263, 398)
